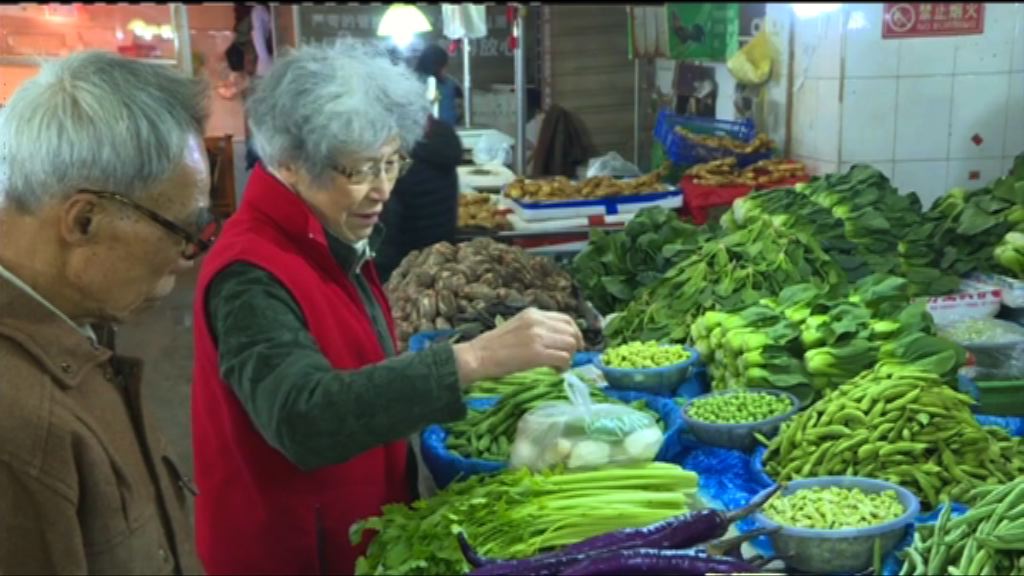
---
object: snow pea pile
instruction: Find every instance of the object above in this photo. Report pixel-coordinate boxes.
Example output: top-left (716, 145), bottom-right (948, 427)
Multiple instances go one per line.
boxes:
top-left (602, 341), bottom-right (691, 369)
top-left (764, 357), bottom-right (1024, 509)
top-left (686, 390), bottom-right (792, 425)
top-left (899, 478), bottom-right (1024, 575)
top-left (763, 486), bottom-right (905, 530)
top-left (460, 483), bottom-right (782, 576)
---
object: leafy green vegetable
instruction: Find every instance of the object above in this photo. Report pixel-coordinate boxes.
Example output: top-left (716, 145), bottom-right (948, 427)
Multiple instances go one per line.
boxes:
top-left (571, 207), bottom-right (709, 315)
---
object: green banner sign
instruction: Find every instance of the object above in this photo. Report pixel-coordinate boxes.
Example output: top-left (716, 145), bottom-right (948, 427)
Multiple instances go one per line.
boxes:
top-left (667, 3), bottom-right (740, 61)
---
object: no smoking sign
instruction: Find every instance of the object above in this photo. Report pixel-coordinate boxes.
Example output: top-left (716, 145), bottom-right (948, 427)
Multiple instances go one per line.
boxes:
top-left (882, 3), bottom-right (984, 39)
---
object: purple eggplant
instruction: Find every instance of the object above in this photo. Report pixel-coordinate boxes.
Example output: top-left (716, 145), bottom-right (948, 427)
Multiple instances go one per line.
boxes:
top-left (460, 486), bottom-right (781, 576)
top-left (468, 548), bottom-right (710, 576)
top-left (458, 532), bottom-right (491, 568)
top-left (560, 548), bottom-right (761, 575)
top-left (463, 528), bottom-right (777, 576)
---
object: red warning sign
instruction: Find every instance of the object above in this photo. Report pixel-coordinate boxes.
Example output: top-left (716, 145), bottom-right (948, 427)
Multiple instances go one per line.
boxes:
top-left (882, 3), bottom-right (985, 39)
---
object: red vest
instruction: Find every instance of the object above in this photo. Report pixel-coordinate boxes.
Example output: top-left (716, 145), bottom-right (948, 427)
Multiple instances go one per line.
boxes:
top-left (191, 164), bottom-right (409, 575)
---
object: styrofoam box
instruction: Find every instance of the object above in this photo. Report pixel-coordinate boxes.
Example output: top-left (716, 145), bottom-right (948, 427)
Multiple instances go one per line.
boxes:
top-left (920, 288), bottom-right (1003, 326)
top-left (966, 274), bottom-right (1024, 308)
top-left (505, 187), bottom-right (683, 222)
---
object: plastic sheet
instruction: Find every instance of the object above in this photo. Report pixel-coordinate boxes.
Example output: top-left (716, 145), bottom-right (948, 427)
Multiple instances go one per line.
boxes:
top-left (421, 388), bottom-right (687, 489)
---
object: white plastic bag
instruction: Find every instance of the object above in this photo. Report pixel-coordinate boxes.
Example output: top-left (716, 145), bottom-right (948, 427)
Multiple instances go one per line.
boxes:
top-left (509, 373), bottom-right (663, 472)
top-left (472, 132), bottom-right (515, 167)
top-left (585, 152), bottom-right (643, 179)
top-left (940, 318), bottom-right (1024, 380)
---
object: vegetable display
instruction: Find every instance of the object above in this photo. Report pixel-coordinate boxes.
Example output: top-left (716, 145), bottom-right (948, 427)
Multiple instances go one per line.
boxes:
top-left (505, 165), bottom-right (670, 203)
top-left (727, 165), bottom-right (960, 296)
top-left (459, 193), bottom-right (511, 231)
top-left (601, 341), bottom-right (691, 369)
top-left (691, 276), bottom-right (949, 402)
top-left (763, 352), bottom-right (1024, 509)
top-left (685, 157), bottom-right (807, 187)
top-left (571, 207), bottom-right (708, 315)
top-left (606, 217), bottom-right (846, 345)
top-left (763, 486), bottom-right (905, 530)
top-left (385, 238), bottom-right (584, 348)
top-left (899, 478), bottom-right (1024, 576)
top-left (351, 463), bottom-right (700, 575)
top-left (673, 126), bottom-right (773, 155)
top-left (460, 483), bottom-right (781, 576)
top-left (685, 390), bottom-right (793, 425)
top-left (903, 153), bottom-right (1024, 281)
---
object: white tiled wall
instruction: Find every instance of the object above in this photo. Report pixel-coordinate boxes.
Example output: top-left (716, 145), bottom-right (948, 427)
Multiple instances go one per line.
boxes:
top-left (788, 2), bottom-right (1024, 206)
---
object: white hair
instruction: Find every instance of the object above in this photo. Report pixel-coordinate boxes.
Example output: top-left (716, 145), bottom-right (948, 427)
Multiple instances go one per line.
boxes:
top-left (246, 38), bottom-right (431, 185)
top-left (0, 51), bottom-right (209, 211)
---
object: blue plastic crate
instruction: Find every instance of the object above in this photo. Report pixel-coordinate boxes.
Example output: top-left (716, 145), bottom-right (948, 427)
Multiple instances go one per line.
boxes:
top-left (654, 108), bottom-right (772, 168)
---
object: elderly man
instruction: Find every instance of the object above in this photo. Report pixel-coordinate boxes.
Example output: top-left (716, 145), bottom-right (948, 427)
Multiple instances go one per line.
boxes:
top-left (192, 39), bottom-right (583, 575)
top-left (0, 52), bottom-right (217, 574)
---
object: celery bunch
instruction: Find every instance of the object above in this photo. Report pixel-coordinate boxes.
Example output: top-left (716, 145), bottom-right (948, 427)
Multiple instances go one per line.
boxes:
top-left (351, 463), bottom-right (699, 575)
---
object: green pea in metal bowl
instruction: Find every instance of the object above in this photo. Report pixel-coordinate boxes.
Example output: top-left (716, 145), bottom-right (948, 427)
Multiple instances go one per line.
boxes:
top-left (751, 476), bottom-right (921, 574)
top-left (594, 345), bottom-right (700, 396)
top-left (680, 388), bottom-right (799, 451)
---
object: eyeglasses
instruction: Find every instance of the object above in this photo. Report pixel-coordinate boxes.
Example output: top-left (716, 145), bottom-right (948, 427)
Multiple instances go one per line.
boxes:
top-left (331, 154), bottom-right (411, 186)
top-left (78, 189), bottom-right (222, 261)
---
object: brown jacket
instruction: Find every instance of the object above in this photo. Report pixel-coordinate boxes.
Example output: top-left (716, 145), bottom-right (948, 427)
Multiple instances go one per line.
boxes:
top-left (529, 103), bottom-right (597, 179)
top-left (0, 275), bottom-right (202, 575)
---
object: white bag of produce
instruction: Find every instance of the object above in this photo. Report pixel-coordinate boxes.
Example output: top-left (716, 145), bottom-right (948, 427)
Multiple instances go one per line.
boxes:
top-left (509, 373), bottom-right (663, 472)
top-left (939, 318), bottom-right (1024, 379)
top-left (920, 287), bottom-right (1003, 326)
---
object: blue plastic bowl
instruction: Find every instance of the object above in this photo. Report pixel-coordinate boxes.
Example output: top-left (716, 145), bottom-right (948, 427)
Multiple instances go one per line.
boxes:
top-left (752, 476), bottom-right (921, 574)
top-left (595, 345), bottom-right (700, 396)
top-left (681, 388), bottom-right (799, 452)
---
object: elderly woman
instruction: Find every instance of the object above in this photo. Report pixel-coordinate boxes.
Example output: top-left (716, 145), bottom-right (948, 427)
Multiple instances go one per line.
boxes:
top-left (191, 40), bottom-right (583, 575)
top-left (0, 52), bottom-right (213, 574)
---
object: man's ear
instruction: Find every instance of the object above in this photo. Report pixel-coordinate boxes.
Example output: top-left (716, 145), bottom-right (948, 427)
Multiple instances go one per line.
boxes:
top-left (59, 194), bottom-right (100, 245)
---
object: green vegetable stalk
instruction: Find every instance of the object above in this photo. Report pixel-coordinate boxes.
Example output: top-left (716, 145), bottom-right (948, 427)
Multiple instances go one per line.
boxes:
top-left (350, 463), bottom-right (700, 575)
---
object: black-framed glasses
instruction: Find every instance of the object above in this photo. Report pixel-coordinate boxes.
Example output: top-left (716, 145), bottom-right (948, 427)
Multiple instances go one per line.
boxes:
top-left (78, 189), bottom-right (222, 260)
top-left (332, 154), bottom-right (411, 185)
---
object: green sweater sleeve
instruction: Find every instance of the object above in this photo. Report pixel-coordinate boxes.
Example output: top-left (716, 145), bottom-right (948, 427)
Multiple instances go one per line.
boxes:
top-left (206, 262), bottom-right (466, 471)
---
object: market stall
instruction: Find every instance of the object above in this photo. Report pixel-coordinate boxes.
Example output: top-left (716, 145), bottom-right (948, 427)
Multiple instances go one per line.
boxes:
top-left (358, 150), bottom-right (1024, 575)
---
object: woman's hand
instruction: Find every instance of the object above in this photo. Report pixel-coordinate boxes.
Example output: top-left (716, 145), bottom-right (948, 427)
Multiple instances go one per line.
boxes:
top-left (453, 308), bottom-right (584, 388)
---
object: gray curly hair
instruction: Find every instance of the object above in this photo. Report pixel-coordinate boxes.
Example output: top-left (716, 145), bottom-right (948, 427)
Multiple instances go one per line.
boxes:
top-left (0, 51), bottom-right (209, 211)
top-left (246, 38), bottom-right (432, 186)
